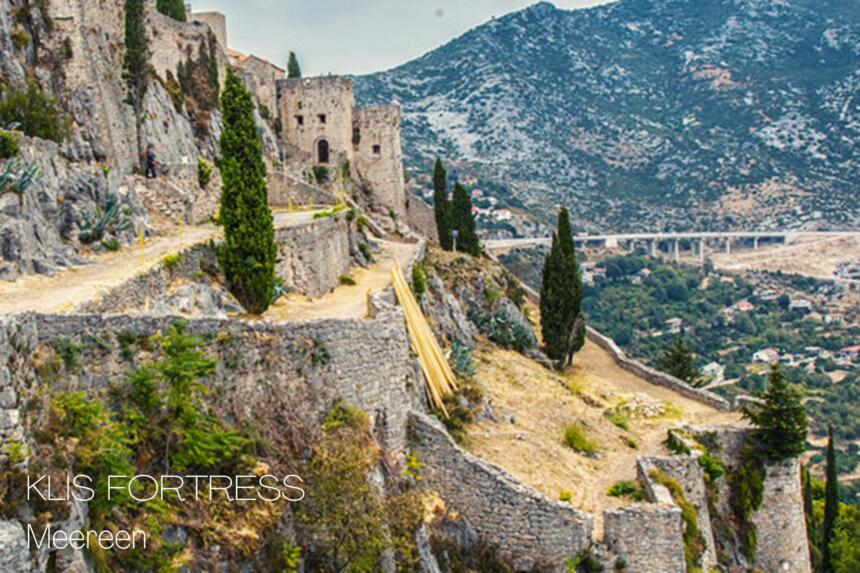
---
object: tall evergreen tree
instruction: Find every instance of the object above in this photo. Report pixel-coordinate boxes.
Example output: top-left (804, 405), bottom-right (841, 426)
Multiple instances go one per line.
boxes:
top-left (451, 183), bottom-right (480, 256)
top-left (123, 0), bottom-right (149, 168)
top-left (432, 158), bottom-right (453, 250)
top-left (217, 70), bottom-right (277, 314)
top-left (660, 337), bottom-right (701, 386)
top-left (539, 207), bottom-right (583, 367)
top-left (803, 464), bottom-right (822, 570)
top-left (744, 366), bottom-right (808, 462)
top-left (822, 427), bottom-right (840, 573)
top-left (556, 207), bottom-right (584, 363)
top-left (540, 232), bottom-right (566, 362)
top-left (156, 0), bottom-right (186, 21)
top-left (287, 51), bottom-right (302, 78)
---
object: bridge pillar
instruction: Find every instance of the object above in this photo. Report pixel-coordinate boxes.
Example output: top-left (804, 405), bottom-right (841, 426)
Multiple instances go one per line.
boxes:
top-left (753, 237), bottom-right (760, 250)
top-left (673, 239), bottom-right (680, 262)
top-left (698, 239), bottom-right (705, 262)
top-left (648, 239), bottom-right (657, 257)
top-left (725, 238), bottom-right (731, 255)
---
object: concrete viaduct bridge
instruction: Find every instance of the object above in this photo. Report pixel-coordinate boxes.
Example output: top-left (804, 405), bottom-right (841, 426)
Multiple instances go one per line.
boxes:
top-left (484, 231), bottom-right (859, 262)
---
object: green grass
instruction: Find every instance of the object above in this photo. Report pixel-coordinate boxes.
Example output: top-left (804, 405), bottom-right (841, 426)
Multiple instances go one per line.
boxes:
top-left (563, 423), bottom-right (599, 454)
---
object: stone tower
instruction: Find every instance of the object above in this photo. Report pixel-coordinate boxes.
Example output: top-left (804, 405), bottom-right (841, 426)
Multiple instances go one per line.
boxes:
top-left (278, 77), bottom-right (355, 167)
top-left (353, 104), bottom-right (407, 218)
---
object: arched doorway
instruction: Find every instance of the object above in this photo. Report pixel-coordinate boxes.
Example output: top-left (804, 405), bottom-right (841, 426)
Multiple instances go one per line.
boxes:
top-left (317, 139), bottom-right (330, 164)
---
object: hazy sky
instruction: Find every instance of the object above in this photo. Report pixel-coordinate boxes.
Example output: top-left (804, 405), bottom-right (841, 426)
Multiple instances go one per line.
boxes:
top-left (191, 1), bottom-right (612, 76)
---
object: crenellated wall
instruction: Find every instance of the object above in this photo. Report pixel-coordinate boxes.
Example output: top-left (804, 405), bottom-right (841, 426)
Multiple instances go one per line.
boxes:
top-left (409, 411), bottom-right (593, 571)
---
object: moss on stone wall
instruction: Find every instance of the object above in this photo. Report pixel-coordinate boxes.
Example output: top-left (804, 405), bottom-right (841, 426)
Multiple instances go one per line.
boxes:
top-left (650, 469), bottom-right (706, 572)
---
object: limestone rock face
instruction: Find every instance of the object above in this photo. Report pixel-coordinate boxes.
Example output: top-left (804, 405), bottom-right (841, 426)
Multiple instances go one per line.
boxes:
top-left (0, 521), bottom-right (30, 573)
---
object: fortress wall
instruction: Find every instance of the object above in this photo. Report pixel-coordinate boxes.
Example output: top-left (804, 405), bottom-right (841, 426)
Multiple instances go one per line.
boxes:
top-left (147, 8), bottom-right (211, 83)
top-left (353, 104), bottom-right (407, 218)
top-left (0, 315), bottom-right (37, 458)
top-left (188, 9), bottom-right (227, 50)
top-left (602, 506), bottom-right (687, 573)
top-left (274, 215), bottom-right (351, 297)
top-left (236, 56), bottom-right (284, 120)
top-left (28, 310), bottom-right (414, 453)
top-left (586, 327), bottom-right (731, 411)
top-left (637, 456), bottom-right (718, 571)
top-left (409, 411), bottom-right (592, 571)
top-left (704, 428), bottom-right (811, 573)
top-left (278, 77), bottom-right (355, 167)
top-left (406, 192), bottom-right (439, 242)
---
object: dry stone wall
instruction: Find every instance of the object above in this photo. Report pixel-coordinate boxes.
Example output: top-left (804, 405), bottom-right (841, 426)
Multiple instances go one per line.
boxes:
top-left (409, 412), bottom-right (592, 571)
top-left (27, 310), bottom-right (414, 453)
top-left (637, 456), bottom-right (718, 571)
top-left (275, 215), bottom-right (352, 297)
top-left (602, 506), bottom-right (686, 573)
top-left (586, 327), bottom-right (731, 411)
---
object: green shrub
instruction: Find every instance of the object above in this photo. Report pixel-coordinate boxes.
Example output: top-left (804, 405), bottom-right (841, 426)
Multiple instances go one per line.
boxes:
top-left (54, 337), bottom-right (81, 370)
top-left (3, 440), bottom-right (29, 464)
top-left (411, 264), bottom-right (426, 301)
top-left (10, 27), bottom-right (30, 50)
top-left (162, 253), bottom-right (181, 270)
top-left (156, 0), bottom-right (186, 21)
top-left (197, 157), bottom-right (213, 188)
top-left (0, 81), bottom-right (67, 143)
top-left (563, 423), bottom-right (599, 454)
top-left (100, 238), bottom-right (121, 252)
top-left (728, 445), bottom-right (766, 561)
top-left (607, 480), bottom-right (638, 497)
top-left (449, 340), bottom-right (477, 379)
top-left (312, 165), bottom-right (329, 183)
top-left (358, 242), bottom-right (373, 261)
top-left (0, 130), bottom-right (20, 158)
top-left (698, 452), bottom-right (725, 483)
top-left (77, 193), bottom-right (131, 244)
top-left (339, 274), bottom-right (356, 286)
top-left (559, 490), bottom-right (573, 503)
top-left (605, 409), bottom-right (630, 431)
top-left (470, 308), bottom-right (534, 352)
top-left (271, 277), bottom-right (290, 304)
top-left (321, 400), bottom-right (367, 432)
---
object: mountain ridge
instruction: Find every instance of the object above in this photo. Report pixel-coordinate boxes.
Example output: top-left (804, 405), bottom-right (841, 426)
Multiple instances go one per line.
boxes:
top-left (356, 0), bottom-right (860, 234)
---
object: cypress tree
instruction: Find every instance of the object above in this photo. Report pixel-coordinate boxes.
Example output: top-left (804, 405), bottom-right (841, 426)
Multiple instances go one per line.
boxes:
top-left (287, 51), bottom-right (302, 79)
top-left (744, 366), bottom-right (808, 462)
top-left (556, 207), bottom-right (584, 363)
top-left (539, 207), bottom-right (584, 367)
top-left (822, 427), bottom-right (840, 573)
top-left (123, 0), bottom-right (149, 168)
top-left (156, 0), bottom-right (187, 21)
top-left (803, 464), bottom-right (822, 570)
top-left (432, 158), bottom-right (453, 250)
top-left (451, 183), bottom-right (480, 256)
top-left (540, 232), bottom-right (567, 362)
top-left (660, 337), bottom-right (701, 386)
top-left (217, 70), bottom-right (277, 314)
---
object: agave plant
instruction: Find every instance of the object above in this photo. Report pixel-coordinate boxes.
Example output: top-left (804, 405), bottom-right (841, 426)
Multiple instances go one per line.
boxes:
top-left (77, 192), bottom-right (132, 244)
top-left (0, 158), bottom-right (39, 207)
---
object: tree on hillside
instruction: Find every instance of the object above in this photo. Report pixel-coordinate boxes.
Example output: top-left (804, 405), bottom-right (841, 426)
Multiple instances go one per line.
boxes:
top-left (744, 366), bottom-right (807, 462)
top-left (156, 0), bottom-right (186, 21)
top-left (540, 207), bottom-right (583, 367)
top-left (123, 0), bottom-right (149, 168)
top-left (823, 426), bottom-right (840, 573)
top-left (287, 51), bottom-right (302, 78)
top-left (217, 70), bottom-right (277, 314)
top-left (660, 337), bottom-right (701, 386)
top-left (432, 158), bottom-right (453, 250)
top-left (451, 183), bottom-right (480, 256)
top-left (556, 206), bottom-right (584, 362)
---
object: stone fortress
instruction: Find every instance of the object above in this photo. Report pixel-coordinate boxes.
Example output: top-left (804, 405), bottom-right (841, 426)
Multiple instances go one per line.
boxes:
top-left (0, 2), bottom-right (814, 572)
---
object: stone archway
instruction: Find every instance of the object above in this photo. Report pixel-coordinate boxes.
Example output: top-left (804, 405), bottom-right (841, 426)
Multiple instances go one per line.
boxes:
top-left (317, 139), bottom-right (330, 164)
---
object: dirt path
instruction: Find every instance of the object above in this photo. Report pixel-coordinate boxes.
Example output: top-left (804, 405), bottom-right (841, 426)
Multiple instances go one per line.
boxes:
top-left (0, 211), bottom-right (318, 316)
top-left (265, 240), bottom-right (419, 322)
top-left (465, 340), bottom-right (740, 537)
